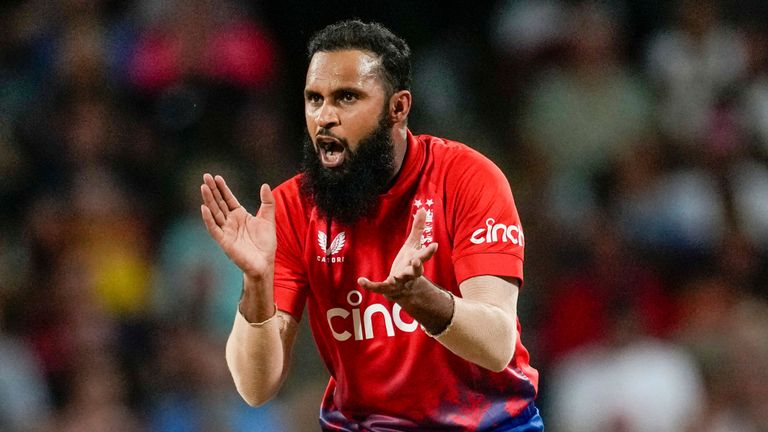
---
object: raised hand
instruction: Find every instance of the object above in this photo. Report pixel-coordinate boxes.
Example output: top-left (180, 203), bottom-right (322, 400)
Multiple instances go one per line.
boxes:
top-left (358, 208), bottom-right (439, 301)
top-left (200, 174), bottom-right (276, 279)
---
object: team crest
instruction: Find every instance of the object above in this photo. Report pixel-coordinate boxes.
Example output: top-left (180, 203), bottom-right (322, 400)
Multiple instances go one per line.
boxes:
top-left (317, 231), bottom-right (346, 263)
top-left (413, 197), bottom-right (435, 246)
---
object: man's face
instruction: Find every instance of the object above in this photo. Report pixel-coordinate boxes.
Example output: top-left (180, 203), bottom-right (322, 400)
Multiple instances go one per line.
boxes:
top-left (304, 49), bottom-right (390, 168)
top-left (300, 49), bottom-right (397, 225)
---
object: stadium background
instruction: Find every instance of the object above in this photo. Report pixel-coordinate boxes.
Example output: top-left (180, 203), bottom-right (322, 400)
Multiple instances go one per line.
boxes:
top-left (1, 0), bottom-right (767, 430)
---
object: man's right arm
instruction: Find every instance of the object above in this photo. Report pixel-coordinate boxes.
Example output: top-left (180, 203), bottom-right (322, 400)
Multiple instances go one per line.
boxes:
top-left (200, 174), bottom-right (298, 406)
top-left (226, 274), bottom-right (299, 406)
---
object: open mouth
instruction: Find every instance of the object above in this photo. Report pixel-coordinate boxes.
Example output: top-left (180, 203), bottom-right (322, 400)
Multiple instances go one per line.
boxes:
top-left (317, 136), bottom-right (347, 168)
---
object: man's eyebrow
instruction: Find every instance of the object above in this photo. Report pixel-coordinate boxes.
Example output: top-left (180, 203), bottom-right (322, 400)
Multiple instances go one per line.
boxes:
top-left (304, 87), bottom-right (369, 99)
top-left (332, 87), bottom-right (366, 96)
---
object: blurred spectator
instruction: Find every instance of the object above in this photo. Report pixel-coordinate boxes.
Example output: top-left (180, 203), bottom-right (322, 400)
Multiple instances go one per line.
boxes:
top-left (613, 147), bottom-right (727, 254)
top-left (24, 253), bottom-right (118, 406)
top-left (678, 275), bottom-right (768, 431)
top-left (729, 159), bottom-right (768, 250)
top-left (491, 0), bottom-right (567, 59)
top-left (520, 1), bottom-right (652, 227)
top-left (489, 0), bottom-right (568, 109)
top-left (539, 214), bottom-right (677, 363)
top-left (0, 293), bottom-right (51, 432)
top-left (646, 0), bottom-right (747, 146)
top-left (740, 24), bottom-right (768, 152)
top-left (548, 304), bottom-right (704, 432)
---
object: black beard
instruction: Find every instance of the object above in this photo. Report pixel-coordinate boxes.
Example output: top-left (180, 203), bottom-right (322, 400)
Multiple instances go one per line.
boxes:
top-left (299, 115), bottom-right (396, 226)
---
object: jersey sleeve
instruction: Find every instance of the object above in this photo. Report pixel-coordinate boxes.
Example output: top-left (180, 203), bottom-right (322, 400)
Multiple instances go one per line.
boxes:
top-left (272, 182), bottom-right (309, 320)
top-left (446, 149), bottom-right (525, 285)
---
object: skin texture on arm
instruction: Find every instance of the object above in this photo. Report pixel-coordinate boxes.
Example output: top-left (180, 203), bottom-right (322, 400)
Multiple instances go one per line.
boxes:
top-left (200, 174), bottom-right (295, 406)
top-left (358, 210), bottom-right (519, 372)
top-left (226, 307), bottom-right (299, 406)
top-left (437, 276), bottom-right (518, 372)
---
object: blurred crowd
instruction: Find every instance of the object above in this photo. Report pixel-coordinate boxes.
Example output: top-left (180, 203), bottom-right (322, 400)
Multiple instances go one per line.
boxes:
top-left (0, 0), bottom-right (767, 431)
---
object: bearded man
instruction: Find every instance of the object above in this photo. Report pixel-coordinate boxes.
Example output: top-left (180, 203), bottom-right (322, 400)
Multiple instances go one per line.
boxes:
top-left (200, 19), bottom-right (543, 431)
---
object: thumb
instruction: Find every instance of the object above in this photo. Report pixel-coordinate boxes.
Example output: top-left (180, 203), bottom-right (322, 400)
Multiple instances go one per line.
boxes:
top-left (257, 184), bottom-right (275, 221)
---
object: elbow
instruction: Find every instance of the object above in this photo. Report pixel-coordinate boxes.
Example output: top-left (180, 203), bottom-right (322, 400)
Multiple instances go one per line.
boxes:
top-left (482, 324), bottom-right (516, 372)
top-left (238, 386), bottom-right (276, 407)
top-left (226, 346), bottom-right (283, 407)
top-left (484, 344), bottom-right (515, 372)
top-left (232, 373), bottom-right (280, 408)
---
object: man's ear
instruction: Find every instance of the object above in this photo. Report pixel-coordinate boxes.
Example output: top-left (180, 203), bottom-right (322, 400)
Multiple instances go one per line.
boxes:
top-left (389, 90), bottom-right (412, 124)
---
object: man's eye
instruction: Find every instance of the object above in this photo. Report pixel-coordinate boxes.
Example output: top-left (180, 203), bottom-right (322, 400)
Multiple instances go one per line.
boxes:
top-left (307, 95), bottom-right (322, 104)
top-left (341, 92), bottom-right (357, 102)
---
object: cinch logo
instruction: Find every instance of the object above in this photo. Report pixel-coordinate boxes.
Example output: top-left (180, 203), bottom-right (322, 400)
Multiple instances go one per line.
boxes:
top-left (317, 231), bottom-right (345, 263)
top-left (326, 290), bottom-right (419, 341)
top-left (470, 218), bottom-right (525, 246)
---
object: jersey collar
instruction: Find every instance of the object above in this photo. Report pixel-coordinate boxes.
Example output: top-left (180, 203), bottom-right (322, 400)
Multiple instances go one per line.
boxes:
top-left (382, 129), bottom-right (425, 200)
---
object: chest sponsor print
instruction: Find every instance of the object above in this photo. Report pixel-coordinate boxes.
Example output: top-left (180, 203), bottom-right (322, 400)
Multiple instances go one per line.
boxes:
top-left (326, 290), bottom-right (419, 341)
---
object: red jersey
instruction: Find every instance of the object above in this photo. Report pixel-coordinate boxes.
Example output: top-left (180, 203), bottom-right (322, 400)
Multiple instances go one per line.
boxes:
top-left (272, 131), bottom-right (539, 430)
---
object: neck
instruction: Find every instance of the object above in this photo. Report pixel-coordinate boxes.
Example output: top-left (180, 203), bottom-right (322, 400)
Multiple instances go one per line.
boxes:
top-left (390, 123), bottom-right (409, 180)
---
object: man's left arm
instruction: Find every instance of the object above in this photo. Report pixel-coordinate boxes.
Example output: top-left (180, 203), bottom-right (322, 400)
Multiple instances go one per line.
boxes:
top-left (390, 274), bottom-right (517, 372)
top-left (434, 275), bottom-right (518, 372)
top-left (358, 210), bottom-right (518, 372)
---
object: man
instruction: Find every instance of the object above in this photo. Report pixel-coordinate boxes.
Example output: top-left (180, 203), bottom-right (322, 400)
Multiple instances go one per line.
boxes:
top-left (200, 20), bottom-right (542, 431)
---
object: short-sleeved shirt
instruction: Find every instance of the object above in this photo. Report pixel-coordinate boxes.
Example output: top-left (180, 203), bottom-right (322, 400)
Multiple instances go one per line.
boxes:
top-left (272, 130), bottom-right (539, 430)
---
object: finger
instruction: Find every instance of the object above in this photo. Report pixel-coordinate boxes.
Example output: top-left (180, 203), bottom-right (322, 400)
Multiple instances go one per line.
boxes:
top-left (201, 184), bottom-right (226, 226)
top-left (406, 208), bottom-right (427, 248)
top-left (357, 277), bottom-right (394, 293)
top-left (256, 184), bottom-right (275, 222)
top-left (205, 174), bottom-right (229, 217)
top-left (397, 244), bottom-right (438, 281)
top-left (393, 263), bottom-right (420, 282)
top-left (203, 173), bottom-right (229, 219)
top-left (200, 205), bottom-right (225, 243)
top-left (214, 175), bottom-right (241, 210)
top-left (414, 242), bottom-right (439, 263)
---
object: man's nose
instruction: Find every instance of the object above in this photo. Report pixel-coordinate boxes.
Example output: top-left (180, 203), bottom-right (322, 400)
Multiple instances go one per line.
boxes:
top-left (316, 102), bottom-right (339, 129)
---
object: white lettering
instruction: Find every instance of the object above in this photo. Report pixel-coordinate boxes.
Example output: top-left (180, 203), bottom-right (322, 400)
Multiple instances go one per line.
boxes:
top-left (347, 290), bottom-right (363, 306)
top-left (327, 291), bottom-right (421, 341)
top-left (469, 217), bottom-right (525, 246)
top-left (470, 228), bottom-right (486, 244)
top-left (363, 304), bottom-right (394, 339)
top-left (393, 303), bottom-right (418, 332)
top-left (352, 308), bottom-right (363, 340)
top-left (327, 308), bottom-right (351, 341)
top-left (317, 256), bottom-right (345, 263)
top-left (492, 223), bottom-right (507, 242)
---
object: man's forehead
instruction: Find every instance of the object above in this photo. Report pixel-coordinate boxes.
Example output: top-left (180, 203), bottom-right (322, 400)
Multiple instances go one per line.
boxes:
top-left (306, 49), bottom-right (383, 89)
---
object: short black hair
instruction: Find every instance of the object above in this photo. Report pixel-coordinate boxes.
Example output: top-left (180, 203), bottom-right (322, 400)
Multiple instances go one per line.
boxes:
top-left (307, 20), bottom-right (411, 94)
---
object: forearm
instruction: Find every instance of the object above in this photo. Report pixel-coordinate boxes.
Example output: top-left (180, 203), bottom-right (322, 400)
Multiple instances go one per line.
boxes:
top-left (398, 277), bottom-right (517, 372)
top-left (433, 296), bottom-right (516, 372)
top-left (395, 277), bottom-right (455, 335)
top-left (239, 273), bottom-right (276, 322)
top-left (226, 273), bottom-right (294, 406)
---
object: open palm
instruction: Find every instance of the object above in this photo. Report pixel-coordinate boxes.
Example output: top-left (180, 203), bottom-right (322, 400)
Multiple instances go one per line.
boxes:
top-left (200, 174), bottom-right (276, 278)
top-left (358, 208), bottom-right (438, 300)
